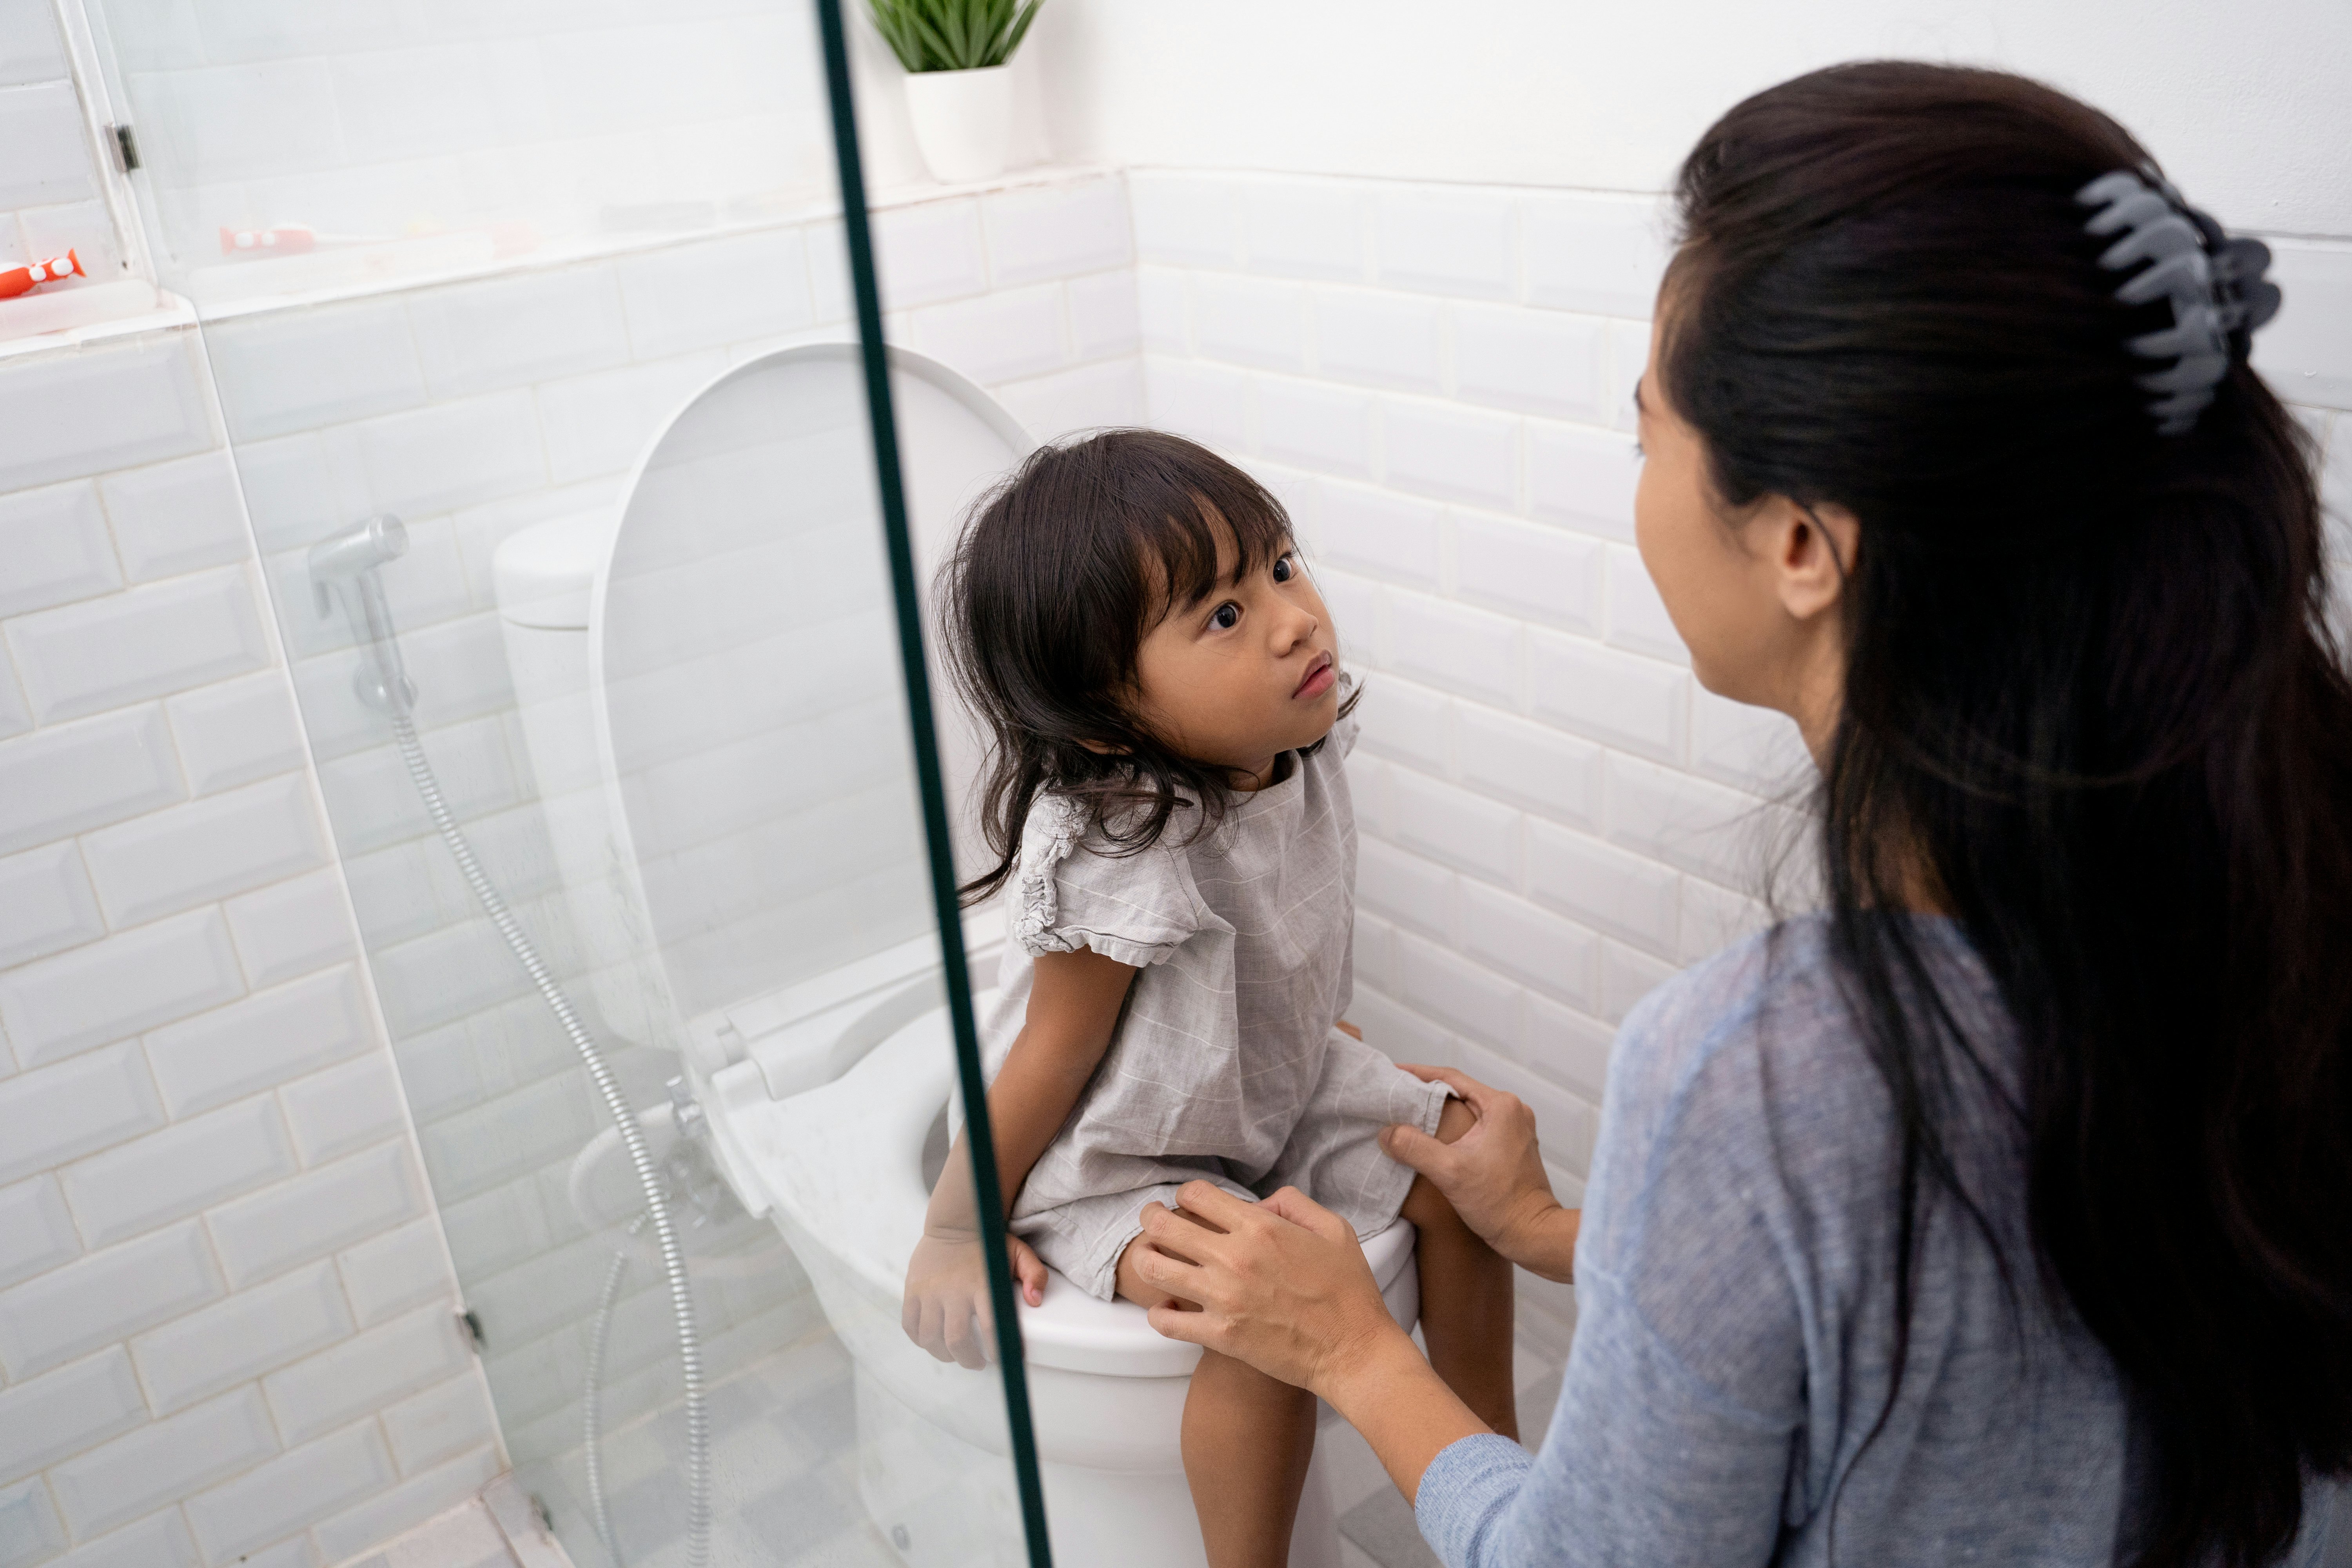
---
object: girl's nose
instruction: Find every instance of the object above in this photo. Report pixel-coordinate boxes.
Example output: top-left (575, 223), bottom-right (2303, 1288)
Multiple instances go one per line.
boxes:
top-left (1271, 601), bottom-right (1318, 653)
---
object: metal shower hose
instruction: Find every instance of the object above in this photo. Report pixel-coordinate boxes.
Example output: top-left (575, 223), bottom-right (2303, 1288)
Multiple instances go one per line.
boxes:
top-left (388, 713), bottom-right (709, 1568)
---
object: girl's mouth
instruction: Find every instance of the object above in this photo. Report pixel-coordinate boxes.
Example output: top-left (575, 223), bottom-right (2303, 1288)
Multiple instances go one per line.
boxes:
top-left (1293, 651), bottom-right (1337, 699)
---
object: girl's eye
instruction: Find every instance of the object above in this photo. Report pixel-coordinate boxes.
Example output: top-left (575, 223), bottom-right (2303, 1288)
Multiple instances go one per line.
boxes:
top-left (1271, 554), bottom-right (1295, 583)
top-left (1210, 603), bottom-right (1240, 631)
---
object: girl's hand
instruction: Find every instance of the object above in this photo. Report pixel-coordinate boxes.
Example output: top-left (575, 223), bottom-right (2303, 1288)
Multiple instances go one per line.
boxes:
top-left (902, 1230), bottom-right (1048, 1369)
top-left (1379, 1065), bottom-right (1579, 1282)
top-left (1131, 1181), bottom-right (1409, 1401)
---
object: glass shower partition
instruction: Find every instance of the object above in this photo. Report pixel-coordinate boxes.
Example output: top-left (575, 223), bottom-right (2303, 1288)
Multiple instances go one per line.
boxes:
top-left (75, 2), bottom-right (1049, 1563)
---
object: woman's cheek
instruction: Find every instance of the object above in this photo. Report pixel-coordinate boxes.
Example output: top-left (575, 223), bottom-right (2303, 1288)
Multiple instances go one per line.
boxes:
top-left (1637, 493), bottom-right (1739, 699)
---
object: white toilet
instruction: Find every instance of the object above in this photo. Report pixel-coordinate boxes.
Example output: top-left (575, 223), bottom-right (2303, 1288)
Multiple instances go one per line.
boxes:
top-left (491, 344), bottom-right (1420, 1568)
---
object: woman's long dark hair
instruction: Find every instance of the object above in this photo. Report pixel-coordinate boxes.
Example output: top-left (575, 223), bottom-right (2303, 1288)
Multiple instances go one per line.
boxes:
top-left (940, 428), bottom-right (1355, 905)
top-left (1664, 63), bottom-right (2352, 1566)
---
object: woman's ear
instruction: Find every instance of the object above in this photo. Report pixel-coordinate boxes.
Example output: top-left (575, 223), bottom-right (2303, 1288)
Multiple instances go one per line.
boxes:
top-left (1760, 498), bottom-right (1860, 622)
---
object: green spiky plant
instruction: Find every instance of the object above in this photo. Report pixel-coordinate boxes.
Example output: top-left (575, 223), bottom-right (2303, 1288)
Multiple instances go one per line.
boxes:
top-left (867, 0), bottom-right (1042, 72)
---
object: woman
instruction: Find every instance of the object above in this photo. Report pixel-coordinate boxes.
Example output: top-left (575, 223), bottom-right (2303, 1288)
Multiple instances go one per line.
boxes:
top-left (1127, 62), bottom-right (2352, 1567)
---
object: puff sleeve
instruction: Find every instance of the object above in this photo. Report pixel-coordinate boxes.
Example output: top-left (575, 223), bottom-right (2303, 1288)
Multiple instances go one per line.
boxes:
top-left (1010, 793), bottom-right (1205, 969)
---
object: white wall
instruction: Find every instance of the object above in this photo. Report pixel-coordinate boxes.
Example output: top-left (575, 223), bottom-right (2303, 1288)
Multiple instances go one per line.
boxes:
top-left (0, 325), bottom-right (503, 1568)
top-left (1029, 0), bottom-right (2352, 235)
top-left (0, 163), bottom-right (1142, 1568)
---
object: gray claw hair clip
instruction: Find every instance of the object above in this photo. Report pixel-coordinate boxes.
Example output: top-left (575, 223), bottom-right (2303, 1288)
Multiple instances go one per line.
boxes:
top-left (2076, 164), bottom-right (2283, 436)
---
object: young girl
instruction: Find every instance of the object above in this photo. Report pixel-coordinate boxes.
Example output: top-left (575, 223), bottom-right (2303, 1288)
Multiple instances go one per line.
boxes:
top-left (900, 429), bottom-right (1517, 1565)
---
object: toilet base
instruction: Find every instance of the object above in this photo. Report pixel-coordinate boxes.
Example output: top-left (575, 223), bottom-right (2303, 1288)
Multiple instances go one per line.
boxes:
top-left (851, 1361), bottom-right (1348, 1568)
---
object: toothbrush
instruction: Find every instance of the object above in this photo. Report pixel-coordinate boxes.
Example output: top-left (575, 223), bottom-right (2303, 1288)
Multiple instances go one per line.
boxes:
top-left (220, 225), bottom-right (325, 256)
top-left (0, 249), bottom-right (83, 299)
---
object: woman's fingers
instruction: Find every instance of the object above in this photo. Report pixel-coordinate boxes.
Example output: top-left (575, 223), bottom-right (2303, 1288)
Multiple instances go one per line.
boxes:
top-left (1136, 1179), bottom-right (1401, 1399)
top-left (1258, 1183), bottom-right (1354, 1243)
top-left (1378, 1118), bottom-right (1461, 1180)
top-left (1146, 1302), bottom-right (1216, 1346)
top-left (1130, 1235), bottom-right (1208, 1299)
top-left (1375, 1077), bottom-right (1559, 1265)
top-left (1172, 1180), bottom-right (1263, 1234)
top-left (1396, 1063), bottom-right (1501, 1112)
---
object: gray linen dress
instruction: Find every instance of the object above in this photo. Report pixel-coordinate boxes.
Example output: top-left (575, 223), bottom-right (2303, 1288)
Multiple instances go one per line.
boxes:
top-left (977, 709), bottom-right (1450, 1301)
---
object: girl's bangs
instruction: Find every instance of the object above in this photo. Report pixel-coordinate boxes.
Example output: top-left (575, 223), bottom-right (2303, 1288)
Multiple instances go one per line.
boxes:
top-left (1133, 474), bottom-right (1296, 618)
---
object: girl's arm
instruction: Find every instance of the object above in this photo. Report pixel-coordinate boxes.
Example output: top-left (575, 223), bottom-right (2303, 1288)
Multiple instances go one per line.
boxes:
top-left (905, 946), bottom-right (1138, 1366)
top-left (922, 944), bottom-right (1138, 1234)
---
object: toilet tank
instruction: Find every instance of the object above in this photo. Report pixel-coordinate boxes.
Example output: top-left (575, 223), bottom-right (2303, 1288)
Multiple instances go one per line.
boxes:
top-left (492, 511), bottom-right (673, 1049)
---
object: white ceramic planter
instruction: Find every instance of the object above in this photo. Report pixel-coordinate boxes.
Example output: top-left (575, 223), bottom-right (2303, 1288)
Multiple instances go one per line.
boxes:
top-left (903, 64), bottom-right (1014, 184)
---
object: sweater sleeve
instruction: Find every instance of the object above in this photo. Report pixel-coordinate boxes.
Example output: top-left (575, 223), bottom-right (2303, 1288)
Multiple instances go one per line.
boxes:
top-left (1415, 1266), bottom-right (1796, 1568)
top-left (1412, 938), bottom-right (1806, 1568)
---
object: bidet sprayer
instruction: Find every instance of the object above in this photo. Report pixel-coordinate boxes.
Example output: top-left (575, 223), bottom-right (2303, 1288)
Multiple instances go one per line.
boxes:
top-left (309, 514), bottom-right (416, 718)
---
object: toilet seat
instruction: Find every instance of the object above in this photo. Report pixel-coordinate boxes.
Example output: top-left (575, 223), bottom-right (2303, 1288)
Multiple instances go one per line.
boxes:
top-left (711, 986), bottom-right (1420, 1380)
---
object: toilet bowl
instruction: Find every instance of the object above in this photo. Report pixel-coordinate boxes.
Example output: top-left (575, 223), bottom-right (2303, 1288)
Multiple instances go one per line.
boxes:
top-left (492, 343), bottom-right (1419, 1567)
top-left (702, 942), bottom-right (1422, 1568)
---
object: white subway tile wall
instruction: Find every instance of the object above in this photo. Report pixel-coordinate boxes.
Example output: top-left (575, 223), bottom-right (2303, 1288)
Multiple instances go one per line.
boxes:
top-left (0, 321), bottom-right (499, 1566)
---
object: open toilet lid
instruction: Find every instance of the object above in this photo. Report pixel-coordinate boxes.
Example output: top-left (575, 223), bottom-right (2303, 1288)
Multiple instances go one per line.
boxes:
top-left (589, 343), bottom-right (1032, 1031)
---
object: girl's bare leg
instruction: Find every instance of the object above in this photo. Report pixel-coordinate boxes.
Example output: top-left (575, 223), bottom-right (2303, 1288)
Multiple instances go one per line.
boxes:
top-left (1119, 1220), bottom-right (1317, 1568)
top-left (1401, 1097), bottom-right (1519, 1440)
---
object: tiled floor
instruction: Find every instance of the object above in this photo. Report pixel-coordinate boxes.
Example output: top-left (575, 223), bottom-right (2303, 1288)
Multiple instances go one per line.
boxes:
top-left (524, 1331), bottom-right (912, 1568)
top-left (371, 1306), bottom-right (1572, 1568)
top-left (348, 1475), bottom-right (571, 1568)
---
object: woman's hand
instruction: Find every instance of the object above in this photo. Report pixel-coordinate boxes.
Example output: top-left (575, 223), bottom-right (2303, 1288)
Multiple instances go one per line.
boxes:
top-left (1380, 1065), bottom-right (1579, 1283)
top-left (1134, 1181), bottom-right (1492, 1503)
top-left (1130, 1181), bottom-right (1409, 1400)
top-left (901, 1229), bottom-right (1047, 1369)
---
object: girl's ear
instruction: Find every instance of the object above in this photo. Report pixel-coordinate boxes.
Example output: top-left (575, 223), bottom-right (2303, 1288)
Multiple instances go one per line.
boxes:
top-left (1078, 739), bottom-right (1123, 756)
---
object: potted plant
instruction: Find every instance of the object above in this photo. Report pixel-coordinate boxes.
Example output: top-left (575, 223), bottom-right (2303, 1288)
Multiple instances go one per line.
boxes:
top-left (868, 0), bottom-right (1043, 183)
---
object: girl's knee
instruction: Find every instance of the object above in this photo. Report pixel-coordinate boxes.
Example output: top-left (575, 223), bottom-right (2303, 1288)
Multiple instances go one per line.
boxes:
top-left (1434, 1094), bottom-right (1477, 1143)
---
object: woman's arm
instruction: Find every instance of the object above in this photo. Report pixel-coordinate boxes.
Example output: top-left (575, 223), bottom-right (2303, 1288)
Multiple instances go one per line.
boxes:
top-left (1380, 1066), bottom-right (1579, 1281)
top-left (1133, 1181), bottom-right (1796, 1568)
top-left (904, 945), bottom-right (1137, 1366)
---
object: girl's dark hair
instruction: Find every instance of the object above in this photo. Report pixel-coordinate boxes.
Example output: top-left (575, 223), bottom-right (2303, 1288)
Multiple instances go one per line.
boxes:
top-left (1667, 63), bottom-right (2352, 1566)
top-left (940, 428), bottom-right (1354, 905)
